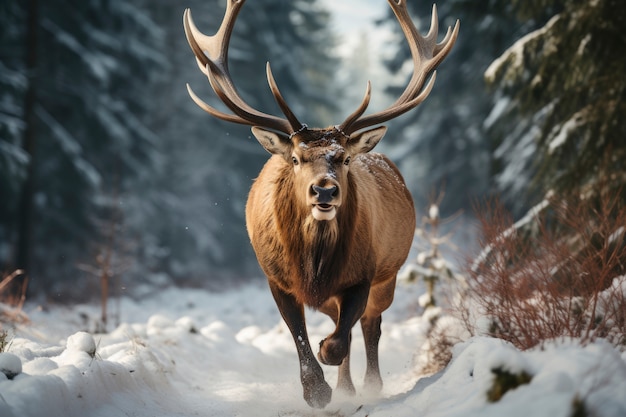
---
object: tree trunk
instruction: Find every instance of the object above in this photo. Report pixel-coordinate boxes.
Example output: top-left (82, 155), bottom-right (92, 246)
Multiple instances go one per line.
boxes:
top-left (15, 0), bottom-right (39, 296)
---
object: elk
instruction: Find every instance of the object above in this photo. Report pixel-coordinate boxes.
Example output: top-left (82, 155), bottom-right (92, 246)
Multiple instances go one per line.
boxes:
top-left (183, 0), bottom-right (458, 409)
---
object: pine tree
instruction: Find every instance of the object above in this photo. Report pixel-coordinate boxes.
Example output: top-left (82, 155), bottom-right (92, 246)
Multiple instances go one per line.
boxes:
top-left (486, 0), bottom-right (626, 209)
top-left (0, 0), bottom-right (165, 298)
top-left (469, 0), bottom-right (626, 339)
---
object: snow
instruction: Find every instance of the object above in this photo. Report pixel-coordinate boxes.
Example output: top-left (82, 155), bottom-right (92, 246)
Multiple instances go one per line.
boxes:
top-left (428, 204), bottom-right (439, 220)
top-left (65, 332), bottom-right (96, 357)
top-left (483, 96), bottom-right (510, 130)
top-left (2, 281), bottom-right (626, 417)
top-left (0, 353), bottom-right (22, 379)
top-left (34, 105), bottom-right (102, 188)
top-left (547, 108), bottom-right (588, 154)
top-left (0, 140), bottom-right (29, 173)
top-left (485, 15), bottom-right (561, 84)
top-left (472, 198), bottom-right (551, 272)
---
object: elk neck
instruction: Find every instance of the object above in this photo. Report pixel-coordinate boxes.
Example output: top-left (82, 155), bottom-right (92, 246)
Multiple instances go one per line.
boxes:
top-left (274, 170), bottom-right (362, 307)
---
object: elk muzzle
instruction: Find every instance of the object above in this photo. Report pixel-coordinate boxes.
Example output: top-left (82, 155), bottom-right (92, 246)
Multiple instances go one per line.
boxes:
top-left (309, 182), bottom-right (340, 221)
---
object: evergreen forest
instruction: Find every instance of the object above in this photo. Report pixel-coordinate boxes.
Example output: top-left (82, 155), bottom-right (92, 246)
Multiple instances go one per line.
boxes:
top-left (1, 0), bottom-right (624, 301)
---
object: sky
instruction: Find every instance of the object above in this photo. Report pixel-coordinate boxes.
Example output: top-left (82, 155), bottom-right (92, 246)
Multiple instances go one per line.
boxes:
top-left (322, 0), bottom-right (387, 33)
top-left (320, 0), bottom-right (398, 112)
top-left (322, 0), bottom-right (389, 57)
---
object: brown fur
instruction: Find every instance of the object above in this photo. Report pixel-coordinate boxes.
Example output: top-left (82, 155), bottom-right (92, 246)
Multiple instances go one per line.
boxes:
top-left (246, 136), bottom-right (415, 309)
top-left (241, 127), bottom-right (416, 408)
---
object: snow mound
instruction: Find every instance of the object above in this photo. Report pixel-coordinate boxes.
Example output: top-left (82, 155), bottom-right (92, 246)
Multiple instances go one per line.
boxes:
top-left (66, 332), bottom-right (96, 357)
top-left (0, 352), bottom-right (22, 379)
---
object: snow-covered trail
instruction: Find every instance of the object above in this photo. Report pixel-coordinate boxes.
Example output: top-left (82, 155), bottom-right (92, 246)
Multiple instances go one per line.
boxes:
top-left (3, 282), bottom-right (429, 417)
top-left (3, 281), bottom-right (626, 417)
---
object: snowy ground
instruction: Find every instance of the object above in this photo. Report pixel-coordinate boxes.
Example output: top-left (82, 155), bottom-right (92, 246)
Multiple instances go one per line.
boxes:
top-left (2, 280), bottom-right (626, 417)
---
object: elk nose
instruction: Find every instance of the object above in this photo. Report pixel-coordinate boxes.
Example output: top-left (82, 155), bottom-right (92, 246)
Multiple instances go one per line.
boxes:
top-left (312, 185), bottom-right (338, 204)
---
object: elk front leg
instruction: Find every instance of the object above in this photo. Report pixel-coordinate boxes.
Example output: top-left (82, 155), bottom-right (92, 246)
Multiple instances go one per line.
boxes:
top-left (268, 281), bottom-right (332, 409)
top-left (318, 282), bottom-right (369, 367)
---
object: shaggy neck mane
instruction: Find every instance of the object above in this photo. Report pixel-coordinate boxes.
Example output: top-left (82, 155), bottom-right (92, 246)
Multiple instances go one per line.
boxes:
top-left (274, 171), bottom-right (359, 308)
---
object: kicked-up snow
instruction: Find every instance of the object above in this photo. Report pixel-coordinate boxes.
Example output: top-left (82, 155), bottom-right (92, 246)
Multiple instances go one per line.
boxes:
top-left (1, 281), bottom-right (626, 417)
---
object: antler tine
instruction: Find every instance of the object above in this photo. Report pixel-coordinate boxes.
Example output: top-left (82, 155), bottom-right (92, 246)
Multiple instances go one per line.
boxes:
top-left (266, 63), bottom-right (303, 130)
top-left (183, 2), bottom-right (300, 134)
top-left (342, 1), bottom-right (459, 135)
top-left (390, 2), bottom-right (459, 105)
top-left (204, 64), bottom-right (276, 124)
top-left (434, 25), bottom-right (452, 55)
top-left (425, 4), bottom-right (439, 45)
top-left (186, 83), bottom-right (249, 125)
top-left (338, 81), bottom-right (372, 132)
top-left (346, 73), bottom-right (438, 135)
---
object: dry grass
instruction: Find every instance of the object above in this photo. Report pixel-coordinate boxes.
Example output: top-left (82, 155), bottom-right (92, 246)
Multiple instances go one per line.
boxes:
top-left (414, 316), bottom-right (456, 375)
top-left (459, 191), bottom-right (626, 350)
top-left (0, 270), bottom-right (29, 326)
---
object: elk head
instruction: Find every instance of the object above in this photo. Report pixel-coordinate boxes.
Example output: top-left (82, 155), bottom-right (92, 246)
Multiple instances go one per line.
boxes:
top-left (251, 124), bottom-right (388, 221)
top-left (183, 0), bottom-right (459, 222)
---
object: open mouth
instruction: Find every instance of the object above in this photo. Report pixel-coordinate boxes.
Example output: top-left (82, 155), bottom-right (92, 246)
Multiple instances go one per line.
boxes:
top-left (311, 203), bottom-right (337, 221)
top-left (315, 203), bottom-right (333, 212)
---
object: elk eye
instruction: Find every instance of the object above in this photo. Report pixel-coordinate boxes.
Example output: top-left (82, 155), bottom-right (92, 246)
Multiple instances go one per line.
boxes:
top-left (292, 156), bottom-right (299, 166)
top-left (344, 156), bottom-right (351, 166)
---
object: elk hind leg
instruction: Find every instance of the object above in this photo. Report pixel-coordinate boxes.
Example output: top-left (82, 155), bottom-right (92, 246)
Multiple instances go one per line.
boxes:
top-left (360, 276), bottom-right (395, 393)
top-left (361, 314), bottom-right (383, 393)
top-left (336, 332), bottom-right (356, 396)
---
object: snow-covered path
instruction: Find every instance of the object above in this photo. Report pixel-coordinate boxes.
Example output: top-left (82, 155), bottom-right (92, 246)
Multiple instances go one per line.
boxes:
top-left (2, 281), bottom-right (626, 416)
top-left (2, 282), bottom-right (428, 416)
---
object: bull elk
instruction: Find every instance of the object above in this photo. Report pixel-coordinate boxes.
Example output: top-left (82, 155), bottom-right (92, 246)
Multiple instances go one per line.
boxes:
top-left (183, 0), bottom-right (458, 408)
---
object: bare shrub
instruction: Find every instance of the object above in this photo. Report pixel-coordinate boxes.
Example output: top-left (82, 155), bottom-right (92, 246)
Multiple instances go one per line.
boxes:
top-left (460, 191), bottom-right (626, 350)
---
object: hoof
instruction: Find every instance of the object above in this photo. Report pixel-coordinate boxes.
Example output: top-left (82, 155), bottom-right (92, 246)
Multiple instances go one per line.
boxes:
top-left (336, 380), bottom-right (356, 397)
top-left (318, 337), bottom-right (348, 366)
top-left (364, 372), bottom-right (383, 394)
top-left (304, 380), bottom-right (332, 408)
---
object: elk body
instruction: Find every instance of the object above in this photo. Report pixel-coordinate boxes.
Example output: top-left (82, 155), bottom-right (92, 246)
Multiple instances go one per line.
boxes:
top-left (184, 0), bottom-right (458, 409)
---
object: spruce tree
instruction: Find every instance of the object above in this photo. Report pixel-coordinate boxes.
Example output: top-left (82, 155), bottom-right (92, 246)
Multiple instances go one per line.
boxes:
top-left (486, 0), bottom-right (626, 209)
top-left (0, 0), bottom-right (165, 297)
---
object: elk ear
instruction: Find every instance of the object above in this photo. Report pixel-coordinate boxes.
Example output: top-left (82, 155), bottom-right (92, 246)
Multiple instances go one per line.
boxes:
top-left (348, 126), bottom-right (387, 154)
top-left (251, 126), bottom-right (291, 156)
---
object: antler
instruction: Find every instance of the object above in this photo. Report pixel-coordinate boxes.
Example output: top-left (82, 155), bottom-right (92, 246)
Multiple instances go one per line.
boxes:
top-left (339, 1), bottom-right (460, 136)
top-left (183, 0), bottom-right (302, 134)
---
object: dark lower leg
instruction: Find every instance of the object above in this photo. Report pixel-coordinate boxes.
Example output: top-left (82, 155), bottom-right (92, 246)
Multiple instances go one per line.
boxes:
top-left (336, 333), bottom-right (356, 395)
top-left (269, 282), bottom-right (332, 408)
top-left (361, 315), bottom-right (383, 392)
